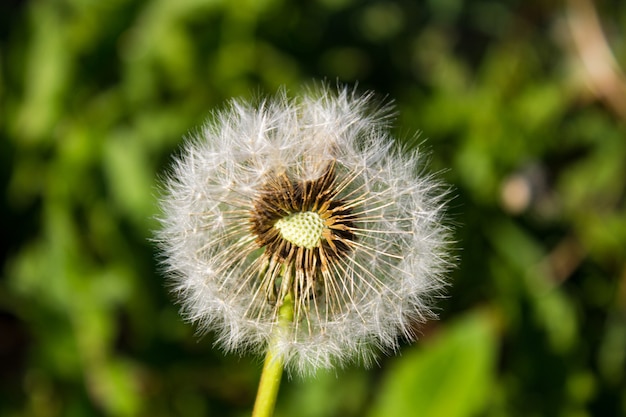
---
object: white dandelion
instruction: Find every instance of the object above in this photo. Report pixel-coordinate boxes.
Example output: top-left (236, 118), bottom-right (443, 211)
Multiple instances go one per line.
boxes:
top-left (156, 86), bottom-right (451, 376)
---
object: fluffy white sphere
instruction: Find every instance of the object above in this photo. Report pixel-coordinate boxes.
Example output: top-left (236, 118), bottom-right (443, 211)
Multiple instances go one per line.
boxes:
top-left (156, 86), bottom-right (451, 375)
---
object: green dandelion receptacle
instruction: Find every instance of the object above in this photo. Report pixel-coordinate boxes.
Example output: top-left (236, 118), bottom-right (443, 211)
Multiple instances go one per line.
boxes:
top-left (274, 212), bottom-right (324, 249)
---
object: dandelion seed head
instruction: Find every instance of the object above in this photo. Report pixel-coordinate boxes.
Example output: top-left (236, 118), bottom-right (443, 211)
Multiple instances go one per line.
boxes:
top-left (156, 85), bottom-right (452, 375)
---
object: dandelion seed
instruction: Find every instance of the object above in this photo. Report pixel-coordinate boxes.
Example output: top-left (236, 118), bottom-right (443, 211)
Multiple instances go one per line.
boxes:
top-left (156, 86), bottom-right (451, 375)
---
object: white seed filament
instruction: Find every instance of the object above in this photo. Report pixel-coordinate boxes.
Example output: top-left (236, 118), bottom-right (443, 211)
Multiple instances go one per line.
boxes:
top-left (274, 211), bottom-right (324, 249)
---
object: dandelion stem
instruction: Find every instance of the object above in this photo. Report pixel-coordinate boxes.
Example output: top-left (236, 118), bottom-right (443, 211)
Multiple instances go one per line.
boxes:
top-left (251, 293), bottom-right (294, 417)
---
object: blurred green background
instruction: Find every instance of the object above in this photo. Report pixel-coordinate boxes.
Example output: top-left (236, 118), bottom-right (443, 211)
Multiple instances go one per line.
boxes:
top-left (2, 0), bottom-right (626, 416)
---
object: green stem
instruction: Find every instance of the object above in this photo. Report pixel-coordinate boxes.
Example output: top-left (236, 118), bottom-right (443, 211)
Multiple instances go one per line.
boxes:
top-left (251, 294), bottom-right (294, 417)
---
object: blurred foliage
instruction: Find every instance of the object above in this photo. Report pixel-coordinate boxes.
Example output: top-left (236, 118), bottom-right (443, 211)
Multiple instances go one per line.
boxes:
top-left (2, 0), bottom-right (626, 416)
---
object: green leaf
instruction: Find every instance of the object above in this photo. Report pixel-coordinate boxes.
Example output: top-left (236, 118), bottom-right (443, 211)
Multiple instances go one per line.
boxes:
top-left (369, 311), bottom-right (497, 417)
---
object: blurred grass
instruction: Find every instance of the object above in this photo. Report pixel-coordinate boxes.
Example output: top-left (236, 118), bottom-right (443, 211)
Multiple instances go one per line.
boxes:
top-left (1, 0), bottom-right (626, 416)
